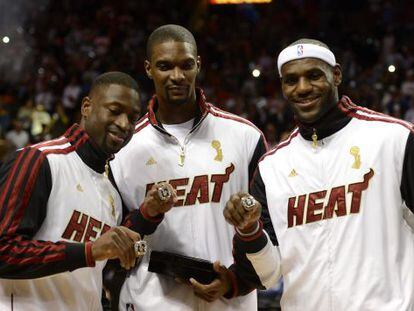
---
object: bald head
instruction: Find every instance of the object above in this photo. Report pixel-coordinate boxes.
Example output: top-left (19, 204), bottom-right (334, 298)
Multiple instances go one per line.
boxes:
top-left (146, 24), bottom-right (197, 60)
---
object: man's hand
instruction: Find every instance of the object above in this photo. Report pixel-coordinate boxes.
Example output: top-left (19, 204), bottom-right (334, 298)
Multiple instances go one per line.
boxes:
top-left (144, 182), bottom-right (177, 217)
top-left (189, 261), bottom-right (232, 302)
top-left (91, 226), bottom-right (141, 270)
top-left (223, 192), bottom-right (262, 233)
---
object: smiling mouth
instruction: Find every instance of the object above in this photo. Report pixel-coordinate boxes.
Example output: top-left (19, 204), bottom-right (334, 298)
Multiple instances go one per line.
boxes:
top-left (294, 97), bottom-right (320, 108)
top-left (108, 132), bottom-right (126, 145)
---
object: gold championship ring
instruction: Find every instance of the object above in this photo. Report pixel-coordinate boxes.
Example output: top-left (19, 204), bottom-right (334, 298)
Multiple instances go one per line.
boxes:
top-left (241, 195), bottom-right (256, 212)
top-left (157, 184), bottom-right (172, 201)
top-left (134, 240), bottom-right (147, 257)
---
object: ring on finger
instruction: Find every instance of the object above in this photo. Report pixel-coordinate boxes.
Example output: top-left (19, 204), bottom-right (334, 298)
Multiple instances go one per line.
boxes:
top-left (241, 195), bottom-right (256, 212)
top-left (134, 240), bottom-right (147, 257)
top-left (157, 184), bottom-right (172, 201)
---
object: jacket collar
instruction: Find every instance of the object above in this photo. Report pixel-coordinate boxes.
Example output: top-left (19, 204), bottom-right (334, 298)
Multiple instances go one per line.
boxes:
top-left (298, 95), bottom-right (353, 141)
top-left (64, 124), bottom-right (112, 174)
top-left (147, 88), bottom-right (209, 134)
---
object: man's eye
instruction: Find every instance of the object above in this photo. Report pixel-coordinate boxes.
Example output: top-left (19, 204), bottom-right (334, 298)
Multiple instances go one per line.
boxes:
top-left (157, 64), bottom-right (170, 71)
top-left (283, 77), bottom-right (297, 85)
top-left (182, 62), bottom-right (195, 70)
top-left (309, 72), bottom-right (323, 80)
top-left (108, 108), bottom-right (120, 114)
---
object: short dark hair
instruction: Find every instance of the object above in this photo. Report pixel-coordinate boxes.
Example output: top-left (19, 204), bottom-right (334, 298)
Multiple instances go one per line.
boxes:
top-left (289, 38), bottom-right (331, 50)
top-left (90, 71), bottom-right (140, 95)
top-left (146, 24), bottom-right (197, 59)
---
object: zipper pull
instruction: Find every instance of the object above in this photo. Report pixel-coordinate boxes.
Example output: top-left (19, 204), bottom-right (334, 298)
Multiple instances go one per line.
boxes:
top-left (104, 160), bottom-right (109, 178)
top-left (109, 194), bottom-right (116, 218)
top-left (179, 149), bottom-right (185, 167)
top-left (311, 128), bottom-right (318, 149)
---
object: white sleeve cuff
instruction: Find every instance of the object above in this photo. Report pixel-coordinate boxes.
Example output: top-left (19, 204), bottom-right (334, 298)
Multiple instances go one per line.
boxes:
top-left (246, 231), bottom-right (281, 289)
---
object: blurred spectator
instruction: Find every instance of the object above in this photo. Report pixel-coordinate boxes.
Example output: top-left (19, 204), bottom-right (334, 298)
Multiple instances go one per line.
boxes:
top-left (5, 120), bottom-right (29, 149)
top-left (35, 79), bottom-right (56, 113)
top-left (401, 70), bottom-right (414, 99)
top-left (404, 98), bottom-right (414, 123)
top-left (17, 98), bottom-right (35, 132)
top-left (49, 102), bottom-right (70, 138)
top-left (0, 104), bottom-right (11, 138)
top-left (384, 87), bottom-right (410, 117)
top-left (62, 76), bottom-right (82, 122)
top-left (31, 104), bottom-right (51, 142)
top-left (264, 122), bottom-right (278, 148)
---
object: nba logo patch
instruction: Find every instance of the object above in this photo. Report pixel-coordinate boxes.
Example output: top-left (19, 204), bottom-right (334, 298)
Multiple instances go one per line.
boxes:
top-left (126, 303), bottom-right (136, 311)
top-left (297, 44), bottom-right (304, 56)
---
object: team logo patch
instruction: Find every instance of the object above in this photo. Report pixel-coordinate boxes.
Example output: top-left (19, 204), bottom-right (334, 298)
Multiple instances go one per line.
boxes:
top-left (211, 140), bottom-right (223, 162)
top-left (288, 169), bottom-right (298, 177)
top-left (297, 44), bottom-right (304, 56)
top-left (145, 163), bottom-right (235, 206)
top-left (146, 156), bottom-right (157, 165)
top-left (62, 210), bottom-right (111, 242)
top-left (287, 168), bottom-right (374, 228)
top-left (350, 146), bottom-right (361, 169)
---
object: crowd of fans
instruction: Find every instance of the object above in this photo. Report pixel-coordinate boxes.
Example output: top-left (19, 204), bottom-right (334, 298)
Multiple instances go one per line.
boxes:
top-left (1, 0), bottom-right (414, 164)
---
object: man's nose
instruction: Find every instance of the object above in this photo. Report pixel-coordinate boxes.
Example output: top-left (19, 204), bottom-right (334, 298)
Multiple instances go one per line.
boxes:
top-left (296, 77), bottom-right (312, 95)
top-left (170, 67), bottom-right (185, 82)
top-left (115, 113), bottom-right (129, 130)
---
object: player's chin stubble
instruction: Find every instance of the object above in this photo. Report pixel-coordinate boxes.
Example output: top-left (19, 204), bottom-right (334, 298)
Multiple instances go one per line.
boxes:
top-left (165, 89), bottom-right (190, 106)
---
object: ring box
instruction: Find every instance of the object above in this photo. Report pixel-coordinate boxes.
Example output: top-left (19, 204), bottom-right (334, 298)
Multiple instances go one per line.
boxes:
top-left (148, 251), bottom-right (218, 284)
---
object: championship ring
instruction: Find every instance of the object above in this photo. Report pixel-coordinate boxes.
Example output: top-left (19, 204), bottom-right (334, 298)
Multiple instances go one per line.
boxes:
top-left (157, 184), bottom-right (172, 201)
top-left (134, 240), bottom-right (147, 257)
top-left (241, 195), bottom-right (256, 212)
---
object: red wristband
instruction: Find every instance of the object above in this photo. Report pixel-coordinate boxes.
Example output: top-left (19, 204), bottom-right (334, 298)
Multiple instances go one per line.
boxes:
top-left (236, 220), bottom-right (264, 242)
top-left (226, 270), bottom-right (239, 298)
top-left (140, 203), bottom-right (164, 223)
top-left (85, 242), bottom-right (96, 267)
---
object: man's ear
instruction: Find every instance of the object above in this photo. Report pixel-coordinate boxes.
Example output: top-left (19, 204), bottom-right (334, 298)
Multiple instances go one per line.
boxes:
top-left (196, 55), bottom-right (201, 73)
top-left (333, 64), bottom-right (342, 87)
top-left (144, 60), bottom-right (152, 79)
top-left (81, 96), bottom-right (92, 119)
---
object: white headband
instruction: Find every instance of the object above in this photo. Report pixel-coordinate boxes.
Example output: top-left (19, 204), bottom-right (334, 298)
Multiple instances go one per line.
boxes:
top-left (277, 43), bottom-right (336, 76)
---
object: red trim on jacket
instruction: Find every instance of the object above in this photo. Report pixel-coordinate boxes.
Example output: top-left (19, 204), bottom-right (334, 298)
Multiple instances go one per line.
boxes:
top-left (147, 88), bottom-right (209, 127)
top-left (0, 125), bottom-right (89, 267)
top-left (259, 129), bottom-right (300, 162)
top-left (0, 150), bottom-right (26, 222)
top-left (209, 104), bottom-right (268, 144)
top-left (135, 120), bottom-right (150, 134)
top-left (0, 253), bottom-right (66, 265)
top-left (339, 96), bottom-right (414, 131)
top-left (0, 148), bottom-right (40, 234)
top-left (29, 126), bottom-right (82, 149)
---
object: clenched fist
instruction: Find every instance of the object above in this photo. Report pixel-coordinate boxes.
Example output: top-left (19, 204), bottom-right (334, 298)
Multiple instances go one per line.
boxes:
top-left (223, 192), bottom-right (262, 233)
top-left (143, 182), bottom-right (177, 217)
top-left (91, 226), bottom-right (142, 270)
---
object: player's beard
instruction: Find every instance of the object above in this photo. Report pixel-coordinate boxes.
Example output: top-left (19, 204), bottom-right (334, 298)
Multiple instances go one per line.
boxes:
top-left (165, 87), bottom-right (192, 106)
top-left (301, 87), bottom-right (339, 126)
